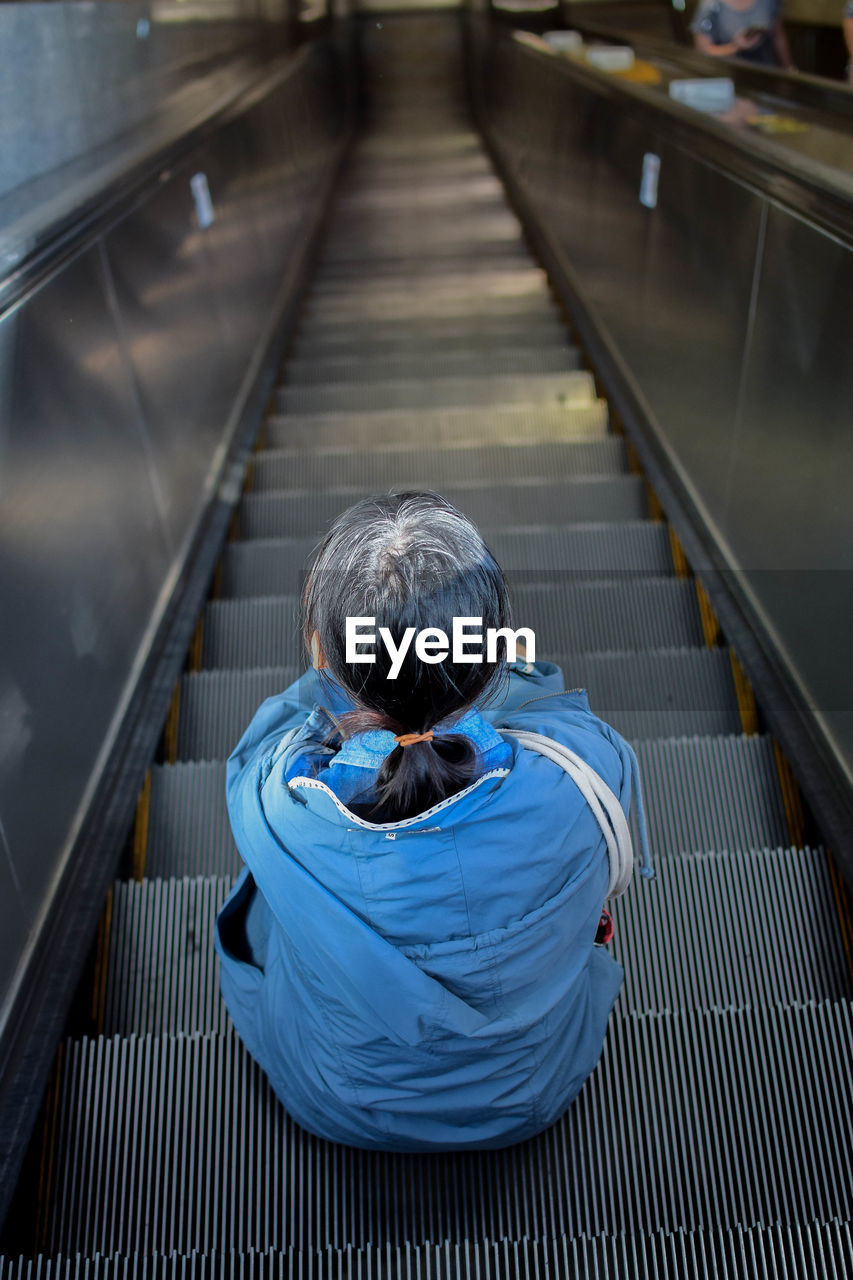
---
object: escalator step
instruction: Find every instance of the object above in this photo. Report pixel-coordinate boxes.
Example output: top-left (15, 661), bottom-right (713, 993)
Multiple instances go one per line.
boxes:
top-left (35, 1002), bottom-right (853, 1254)
top-left (218, 524), bottom-right (671, 599)
top-left (248, 440), bottom-right (627, 493)
top-left (613, 844), bottom-right (850, 1011)
top-left (298, 294), bottom-right (559, 327)
top-left (174, 648), bottom-right (737, 763)
top-left (275, 371), bottom-right (594, 415)
top-left (265, 402), bottom-right (607, 450)
top-left (634, 735), bottom-right (790, 855)
top-left (316, 238), bottom-right (530, 270)
top-left (176, 667), bottom-right (301, 762)
top-left (200, 580), bottom-right (703, 669)
top-left (97, 845), bottom-right (847, 1038)
top-left (560, 647), bottom-right (741, 739)
top-left (236, 478), bottom-right (647, 539)
top-left (101, 876), bottom-right (233, 1036)
top-left (145, 735), bottom-right (788, 879)
top-left (5, 1220), bottom-right (853, 1279)
top-left (291, 314), bottom-right (568, 354)
top-left (306, 253), bottom-right (535, 286)
top-left (282, 345), bottom-right (580, 385)
top-left (145, 762), bottom-right (235, 879)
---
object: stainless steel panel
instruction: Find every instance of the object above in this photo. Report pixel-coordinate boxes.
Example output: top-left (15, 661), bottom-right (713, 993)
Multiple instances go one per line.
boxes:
top-left (728, 204), bottom-right (853, 754)
top-left (482, 35), bottom-right (853, 794)
top-left (0, 247), bottom-right (171, 974)
top-left (0, 46), bottom-right (347, 1050)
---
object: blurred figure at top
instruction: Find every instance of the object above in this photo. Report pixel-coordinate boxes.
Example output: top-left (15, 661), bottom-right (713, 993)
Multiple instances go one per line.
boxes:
top-left (691, 0), bottom-right (795, 68)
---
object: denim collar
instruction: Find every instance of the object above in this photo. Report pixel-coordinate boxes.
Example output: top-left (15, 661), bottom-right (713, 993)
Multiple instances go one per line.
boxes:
top-left (332, 707), bottom-right (509, 771)
top-left (285, 706), bottom-right (513, 807)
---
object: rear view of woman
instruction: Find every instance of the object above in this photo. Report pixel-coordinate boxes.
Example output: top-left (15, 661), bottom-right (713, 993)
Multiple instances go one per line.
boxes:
top-left (216, 491), bottom-right (653, 1151)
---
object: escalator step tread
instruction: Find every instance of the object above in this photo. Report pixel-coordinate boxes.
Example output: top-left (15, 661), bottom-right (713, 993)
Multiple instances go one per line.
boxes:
top-left (292, 314), bottom-right (568, 353)
top-left (248, 439), bottom-right (627, 493)
top-left (276, 370), bottom-right (594, 415)
top-left (282, 345), bottom-right (581, 385)
top-left (35, 1002), bottom-right (853, 1254)
top-left (264, 401), bottom-right (607, 450)
top-left (316, 240), bottom-right (530, 270)
top-left (97, 845), bottom-right (847, 1038)
top-left (101, 876), bottom-right (233, 1037)
top-left (200, 580), bottom-right (704, 669)
top-left (145, 735), bottom-right (789, 879)
top-left (145, 761), bottom-right (235, 880)
top-left (5, 1220), bottom-right (853, 1278)
top-left (177, 666), bottom-right (302, 763)
top-left (236, 478), bottom-right (647, 539)
top-left (218, 524), bottom-right (671, 599)
top-left (297, 296), bottom-right (560, 327)
top-left (634, 734), bottom-right (791, 855)
top-left (175, 648), bottom-right (739, 763)
top-left (309, 259), bottom-right (540, 291)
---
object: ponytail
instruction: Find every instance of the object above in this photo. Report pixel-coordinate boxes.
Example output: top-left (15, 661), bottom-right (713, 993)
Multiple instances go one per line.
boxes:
top-left (335, 707), bottom-right (480, 822)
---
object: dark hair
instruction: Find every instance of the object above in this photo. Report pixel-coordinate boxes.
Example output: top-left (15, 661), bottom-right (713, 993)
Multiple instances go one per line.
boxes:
top-left (303, 491), bottom-right (512, 821)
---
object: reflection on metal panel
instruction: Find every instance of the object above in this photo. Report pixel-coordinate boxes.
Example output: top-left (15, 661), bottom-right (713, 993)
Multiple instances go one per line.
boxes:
top-left (0, 46), bottom-right (346, 1043)
top-left (0, 247), bottom-right (171, 957)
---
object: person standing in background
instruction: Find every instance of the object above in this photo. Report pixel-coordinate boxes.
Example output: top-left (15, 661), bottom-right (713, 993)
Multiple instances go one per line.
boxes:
top-left (691, 0), bottom-right (795, 68)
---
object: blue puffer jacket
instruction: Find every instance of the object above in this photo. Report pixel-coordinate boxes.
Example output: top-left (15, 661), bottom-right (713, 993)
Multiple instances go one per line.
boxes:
top-left (215, 661), bottom-right (652, 1152)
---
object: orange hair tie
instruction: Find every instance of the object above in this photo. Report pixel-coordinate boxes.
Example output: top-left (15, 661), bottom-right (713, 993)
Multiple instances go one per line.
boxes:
top-left (393, 731), bottom-right (434, 748)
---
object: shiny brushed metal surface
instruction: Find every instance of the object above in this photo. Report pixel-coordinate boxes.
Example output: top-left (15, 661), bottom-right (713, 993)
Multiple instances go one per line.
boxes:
top-left (0, 44), bottom-right (348, 1100)
top-left (0, 247), bottom-right (171, 960)
top-left (479, 27), bottom-right (853, 799)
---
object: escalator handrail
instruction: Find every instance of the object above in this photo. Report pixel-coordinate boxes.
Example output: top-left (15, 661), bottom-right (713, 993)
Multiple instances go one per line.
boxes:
top-left (570, 17), bottom-right (853, 121)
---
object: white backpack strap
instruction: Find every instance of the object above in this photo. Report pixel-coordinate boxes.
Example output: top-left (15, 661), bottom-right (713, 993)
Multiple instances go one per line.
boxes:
top-left (499, 728), bottom-right (635, 898)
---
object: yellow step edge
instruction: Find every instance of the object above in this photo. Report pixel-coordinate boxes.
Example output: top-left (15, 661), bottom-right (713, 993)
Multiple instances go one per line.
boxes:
top-left (729, 650), bottom-right (759, 736)
top-left (132, 770), bottom-right (152, 883)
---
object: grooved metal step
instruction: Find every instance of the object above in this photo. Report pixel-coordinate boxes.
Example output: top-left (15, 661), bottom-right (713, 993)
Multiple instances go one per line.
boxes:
top-left (298, 293), bottom-right (559, 327)
top-left (265, 401), bottom-right (607, 450)
top-left (218, 524), bottom-right (672, 599)
top-left (282, 345), bottom-right (580, 385)
top-left (275, 371), bottom-right (594, 415)
top-left (633, 735), bottom-right (790, 855)
top-left (101, 877), bottom-right (233, 1036)
top-left (174, 648), bottom-right (738, 763)
top-left (291, 314), bottom-right (567, 355)
top-left (35, 1002), bottom-right (853, 1255)
top-left (316, 237), bottom-right (529, 270)
top-left (97, 845), bottom-right (847, 1039)
top-left (249, 440), bottom-right (626, 493)
top-left (200, 580), bottom-right (703, 670)
top-left (310, 258), bottom-right (539, 293)
top-left (4, 1220), bottom-right (853, 1280)
top-left (145, 762), bottom-right (235, 879)
top-left (558, 647), bottom-right (741, 739)
top-left (176, 666), bottom-right (302, 762)
top-left (144, 734), bottom-right (789, 879)
top-left (236, 478), bottom-right (647, 540)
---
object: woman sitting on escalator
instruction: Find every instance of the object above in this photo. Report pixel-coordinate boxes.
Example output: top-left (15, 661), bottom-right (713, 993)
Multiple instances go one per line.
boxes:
top-left (215, 490), bottom-right (653, 1152)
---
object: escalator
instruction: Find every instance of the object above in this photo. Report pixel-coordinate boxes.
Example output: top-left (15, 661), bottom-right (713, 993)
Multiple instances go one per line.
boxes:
top-left (2, 14), bottom-right (852, 1277)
